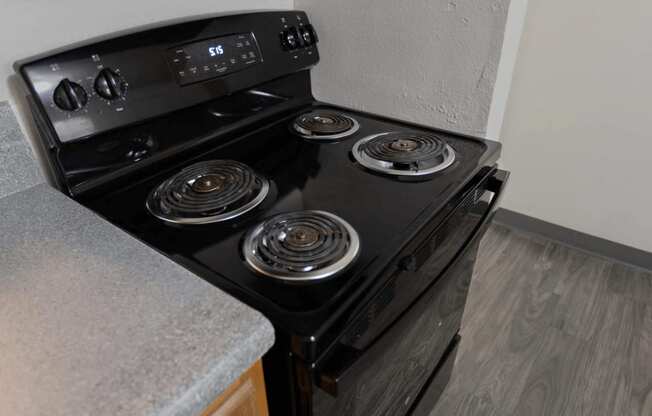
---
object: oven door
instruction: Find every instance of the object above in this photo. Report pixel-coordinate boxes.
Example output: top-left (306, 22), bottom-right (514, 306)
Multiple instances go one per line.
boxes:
top-left (309, 169), bottom-right (509, 416)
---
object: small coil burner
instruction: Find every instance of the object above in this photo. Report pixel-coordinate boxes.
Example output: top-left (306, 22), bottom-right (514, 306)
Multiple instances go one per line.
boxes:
top-left (146, 160), bottom-right (269, 225)
top-left (292, 111), bottom-right (360, 140)
top-left (242, 210), bottom-right (360, 283)
top-left (352, 132), bottom-right (456, 177)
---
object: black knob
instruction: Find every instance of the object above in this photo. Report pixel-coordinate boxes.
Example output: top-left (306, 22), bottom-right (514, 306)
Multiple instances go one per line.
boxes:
top-left (94, 68), bottom-right (126, 100)
top-left (281, 27), bottom-right (300, 50)
top-left (299, 25), bottom-right (318, 46)
top-left (293, 27), bottom-right (306, 48)
top-left (298, 26), bottom-right (313, 46)
top-left (53, 79), bottom-right (88, 111)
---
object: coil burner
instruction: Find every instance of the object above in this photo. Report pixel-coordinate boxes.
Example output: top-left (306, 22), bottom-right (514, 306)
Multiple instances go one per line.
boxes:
top-left (292, 111), bottom-right (360, 141)
top-left (146, 160), bottom-right (269, 225)
top-left (242, 210), bottom-right (360, 283)
top-left (351, 132), bottom-right (455, 177)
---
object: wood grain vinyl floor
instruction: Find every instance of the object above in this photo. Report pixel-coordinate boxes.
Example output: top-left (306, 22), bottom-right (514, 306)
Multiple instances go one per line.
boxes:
top-left (430, 224), bottom-right (652, 416)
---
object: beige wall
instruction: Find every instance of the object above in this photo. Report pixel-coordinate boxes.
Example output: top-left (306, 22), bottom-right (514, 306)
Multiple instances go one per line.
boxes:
top-left (0, 0), bottom-right (291, 100)
top-left (500, 0), bottom-right (652, 252)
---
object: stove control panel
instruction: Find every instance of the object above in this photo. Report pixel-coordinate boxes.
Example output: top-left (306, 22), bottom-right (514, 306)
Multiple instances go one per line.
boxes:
top-left (16, 11), bottom-right (319, 143)
top-left (167, 33), bottom-right (261, 86)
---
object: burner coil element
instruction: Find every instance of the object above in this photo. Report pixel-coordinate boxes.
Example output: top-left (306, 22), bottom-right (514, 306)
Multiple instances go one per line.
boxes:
top-left (146, 160), bottom-right (269, 224)
top-left (352, 132), bottom-right (455, 177)
top-left (292, 111), bottom-right (360, 140)
top-left (242, 210), bottom-right (360, 282)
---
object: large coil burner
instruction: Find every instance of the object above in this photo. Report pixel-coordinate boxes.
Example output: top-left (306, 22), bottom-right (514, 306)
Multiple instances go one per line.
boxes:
top-left (352, 131), bottom-right (455, 177)
top-left (146, 160), bottom-right (269, 225)
top-left (242, 210), bottom-right (360, 283)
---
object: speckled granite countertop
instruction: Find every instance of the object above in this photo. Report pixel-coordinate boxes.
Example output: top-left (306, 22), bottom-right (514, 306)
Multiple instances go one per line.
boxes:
top-left (0, 102), bottom-right (275, 416)
top-left (0, 102), bottom-right (43, 198)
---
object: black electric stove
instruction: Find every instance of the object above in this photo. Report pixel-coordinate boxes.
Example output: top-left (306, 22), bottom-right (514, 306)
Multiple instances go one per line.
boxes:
top-left (15, 10), bottom-right (508, 416)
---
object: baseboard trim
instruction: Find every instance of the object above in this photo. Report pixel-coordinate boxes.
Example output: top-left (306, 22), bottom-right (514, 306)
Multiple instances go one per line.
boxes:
top-left (494, 208), bottom-right (652, 271)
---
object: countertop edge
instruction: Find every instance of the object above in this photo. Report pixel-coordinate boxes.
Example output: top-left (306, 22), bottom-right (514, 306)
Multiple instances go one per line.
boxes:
top-left (168, 315), bottom-right (275, 416)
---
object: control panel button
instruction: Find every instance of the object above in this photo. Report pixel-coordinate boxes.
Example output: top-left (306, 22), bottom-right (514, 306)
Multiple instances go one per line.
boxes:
top-left (94, 68), bottom-right (126, 100)
top-left (53, 79), bottom-right (88, 111)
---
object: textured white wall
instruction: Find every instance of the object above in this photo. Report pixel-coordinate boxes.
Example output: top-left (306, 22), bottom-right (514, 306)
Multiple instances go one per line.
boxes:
top-left (0, 0), bottom-right (291, 100)
top-left (500, 0), bottom-right (652, 252)
top-left (294, 0), bottom-right (511, 136)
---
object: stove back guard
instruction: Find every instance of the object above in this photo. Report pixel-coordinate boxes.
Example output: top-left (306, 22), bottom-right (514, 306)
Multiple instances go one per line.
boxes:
top-left (14, 11), bottom-right (319, 194)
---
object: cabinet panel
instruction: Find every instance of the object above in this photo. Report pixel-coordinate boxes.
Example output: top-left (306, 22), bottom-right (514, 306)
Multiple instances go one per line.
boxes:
top-left (202, 360), bottom-right (268, 416)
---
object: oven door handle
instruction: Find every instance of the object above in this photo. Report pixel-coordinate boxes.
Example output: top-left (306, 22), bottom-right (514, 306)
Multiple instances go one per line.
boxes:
top-left (467, 168), bottom-right (509, 239)
top-left (315, 168), bottom-right (509, 398)
top-left (485, 169), bottom-right (510, 217)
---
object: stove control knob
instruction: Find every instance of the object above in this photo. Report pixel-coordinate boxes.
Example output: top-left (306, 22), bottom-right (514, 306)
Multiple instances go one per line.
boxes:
top-left (298, 26), bottom-right (313, 46)
top-left (302, 24), bottom-right (319, 45)
top-left (53, 79), bottom-right (88, 111)
top-left (94, 68), bottom-right (126, 100)
top-left (281, 27), bottom-right (299, 50)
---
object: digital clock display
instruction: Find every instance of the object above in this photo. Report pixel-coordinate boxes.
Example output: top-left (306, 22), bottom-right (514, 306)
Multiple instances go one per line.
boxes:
top-left (208, 45), bottom-right (224, 57)
top-left (168, 32), bottom-right (260, 86)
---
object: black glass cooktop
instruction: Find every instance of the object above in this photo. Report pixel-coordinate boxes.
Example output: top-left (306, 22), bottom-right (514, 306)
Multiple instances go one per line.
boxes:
top-left (84, 104), bottom-right (499, 337)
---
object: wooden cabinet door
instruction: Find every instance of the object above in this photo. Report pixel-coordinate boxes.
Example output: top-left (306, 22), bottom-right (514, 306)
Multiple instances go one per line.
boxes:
top-left (202, 360), bottom-right (269, 416)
